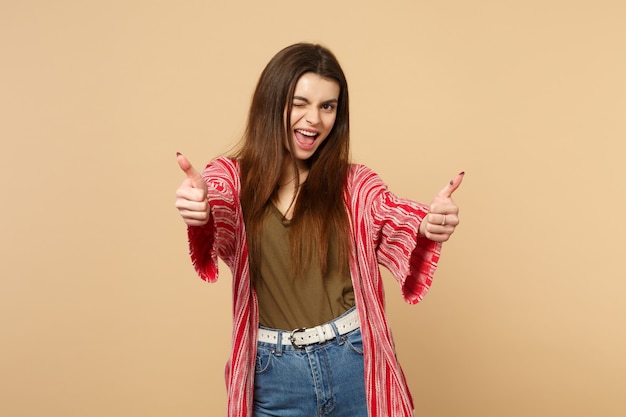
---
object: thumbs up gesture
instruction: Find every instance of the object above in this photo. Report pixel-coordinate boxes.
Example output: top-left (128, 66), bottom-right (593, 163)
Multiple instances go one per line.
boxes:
top-left (175, 153), bottom-right (210, 226)
top-left (419, 172), bottom-right (464, 243)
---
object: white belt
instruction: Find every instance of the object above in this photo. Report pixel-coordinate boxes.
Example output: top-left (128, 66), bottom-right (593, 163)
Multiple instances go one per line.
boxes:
top-left (258, 308), bottom-right (360, 348)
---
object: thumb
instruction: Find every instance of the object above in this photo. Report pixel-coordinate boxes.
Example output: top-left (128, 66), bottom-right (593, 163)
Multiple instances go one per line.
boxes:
top-left (436, 171), bottom-right (465, 199)
top-left (176, 152), bottom-right (206, 190)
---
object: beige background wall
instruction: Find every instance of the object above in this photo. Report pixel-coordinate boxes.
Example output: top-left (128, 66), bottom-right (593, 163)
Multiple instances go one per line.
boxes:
top-left (1, 1), bottom-right (624, 416)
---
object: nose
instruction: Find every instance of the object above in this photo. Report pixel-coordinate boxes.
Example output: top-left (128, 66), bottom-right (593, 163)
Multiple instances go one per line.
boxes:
top-left (305, 108), bottom-right (320, 125)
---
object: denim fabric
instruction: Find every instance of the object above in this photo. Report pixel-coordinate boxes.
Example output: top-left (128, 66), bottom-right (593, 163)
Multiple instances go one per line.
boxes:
top-left (253, 310), bottom-right (367, 417)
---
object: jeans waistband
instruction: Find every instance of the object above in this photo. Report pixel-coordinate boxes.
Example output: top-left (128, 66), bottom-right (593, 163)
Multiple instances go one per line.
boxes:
top-left (257, 308), bottom-right (360, 349)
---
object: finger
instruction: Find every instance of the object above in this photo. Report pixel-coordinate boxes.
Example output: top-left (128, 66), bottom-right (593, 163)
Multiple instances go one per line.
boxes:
top-left (177, 209), bottom-right (210, 222)
top-left (428, 200), bottom-right (459, 216)
top-left (176, 185), bottom-right (207, 202)
top-left (436, 171), bottom-right (465, 199)
top-left (424, 230), bottom-right (451, 243)
top-left (424, 222), bottom-right (457, 243)
top-left (176, 152), bottom-right (205, 190)
top-left (428, 213), bottom-right (459, 227)
top-left (175, 196), bottom-right (208, 212)
top-left (180, 216), bottom-right (210, 227)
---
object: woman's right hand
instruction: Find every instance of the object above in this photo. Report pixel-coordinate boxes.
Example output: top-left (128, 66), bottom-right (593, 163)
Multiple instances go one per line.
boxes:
top-left (175, 153), bottom-right (210, 226)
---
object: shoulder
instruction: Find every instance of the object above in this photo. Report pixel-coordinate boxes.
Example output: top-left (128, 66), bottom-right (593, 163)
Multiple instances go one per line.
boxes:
top-left (203, 157), bottom-right (240, 198)
top-left (205, 157), bottom-right (239, 177)
top-left (347, 163), bottom-right (387, 193)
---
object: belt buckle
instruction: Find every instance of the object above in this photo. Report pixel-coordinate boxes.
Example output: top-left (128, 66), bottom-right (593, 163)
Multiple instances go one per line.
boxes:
top-left (289, 327), bottom-right (307, 349)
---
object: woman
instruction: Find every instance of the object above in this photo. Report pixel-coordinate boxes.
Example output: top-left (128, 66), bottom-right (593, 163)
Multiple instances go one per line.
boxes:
top-left (175, 43), bottom-right (462, 417)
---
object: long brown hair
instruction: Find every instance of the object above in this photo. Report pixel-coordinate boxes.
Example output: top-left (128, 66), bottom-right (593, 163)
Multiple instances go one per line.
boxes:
top-left (235, 43), bottom-right (351, 278)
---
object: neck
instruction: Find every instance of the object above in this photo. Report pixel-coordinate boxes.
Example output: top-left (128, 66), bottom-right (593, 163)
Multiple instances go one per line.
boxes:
top-left (278, 158), bottom-right (309, 188)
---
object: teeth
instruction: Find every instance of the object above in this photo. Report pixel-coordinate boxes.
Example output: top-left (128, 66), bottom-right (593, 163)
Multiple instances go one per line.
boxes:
top-left (296, 129), bottom-right (317, 137)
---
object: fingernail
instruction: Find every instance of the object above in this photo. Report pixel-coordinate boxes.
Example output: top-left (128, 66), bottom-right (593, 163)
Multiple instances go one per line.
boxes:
top-left (176, 152), bottom-right (182, 157)
top-left (450, 172), bottom-right (465, 185)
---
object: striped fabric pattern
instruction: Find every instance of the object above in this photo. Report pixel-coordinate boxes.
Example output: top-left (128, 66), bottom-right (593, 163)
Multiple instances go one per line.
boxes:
top-left (187, 157), bottom-right (442, 417)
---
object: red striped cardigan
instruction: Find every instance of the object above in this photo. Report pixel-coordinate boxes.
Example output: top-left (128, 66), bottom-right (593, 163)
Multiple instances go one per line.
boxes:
top-left (187, 157), bottom-right (442, 417)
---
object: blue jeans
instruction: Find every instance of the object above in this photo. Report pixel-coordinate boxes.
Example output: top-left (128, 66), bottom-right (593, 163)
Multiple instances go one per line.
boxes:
top-left (253, 311), bottom-right (368, 417)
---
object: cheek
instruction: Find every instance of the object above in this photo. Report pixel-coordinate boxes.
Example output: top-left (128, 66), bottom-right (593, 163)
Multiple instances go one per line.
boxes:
top-left (323, 113), bottom-right (337, 129)
top-left (289, 109), bottom-right (304, 126)
top-left (324, 117), bottom-right (338, 137)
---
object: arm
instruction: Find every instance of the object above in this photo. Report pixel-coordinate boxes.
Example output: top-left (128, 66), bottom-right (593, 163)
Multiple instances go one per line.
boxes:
top-left (367, 170), bottom-right (463, 304)
top-left (175, 155), bottom-right (242, 282)
top-left (175, 152), bottom-right (218, 282)
top-left (371, 188), bottom-right (441, 304)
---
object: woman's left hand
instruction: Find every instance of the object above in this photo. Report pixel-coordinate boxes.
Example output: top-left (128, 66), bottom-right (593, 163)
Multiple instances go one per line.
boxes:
top-left (419, 172), bottom-right (464, 243)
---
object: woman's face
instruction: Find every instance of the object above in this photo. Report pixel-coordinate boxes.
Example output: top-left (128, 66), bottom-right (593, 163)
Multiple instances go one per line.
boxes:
top-left (286, 72), bottom-right (340, 163)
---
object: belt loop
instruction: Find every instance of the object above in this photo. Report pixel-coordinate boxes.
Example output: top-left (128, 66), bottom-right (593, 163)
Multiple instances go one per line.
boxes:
top-left (275, 330), bottom-right (283, 356)
top-left (329, 321), bottom-right (344, 345)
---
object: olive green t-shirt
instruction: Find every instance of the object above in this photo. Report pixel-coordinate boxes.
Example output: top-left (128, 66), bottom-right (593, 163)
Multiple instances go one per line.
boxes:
top-left (254, 204), bottom-right (355, 330)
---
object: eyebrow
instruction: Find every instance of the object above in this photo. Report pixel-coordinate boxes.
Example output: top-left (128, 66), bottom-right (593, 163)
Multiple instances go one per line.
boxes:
top-left (293, 96), bottom-right (339, 105)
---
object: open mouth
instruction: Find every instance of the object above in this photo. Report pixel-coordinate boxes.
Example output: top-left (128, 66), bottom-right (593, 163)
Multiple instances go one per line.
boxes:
top-left (294, 129), bottom-right (319, 150)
